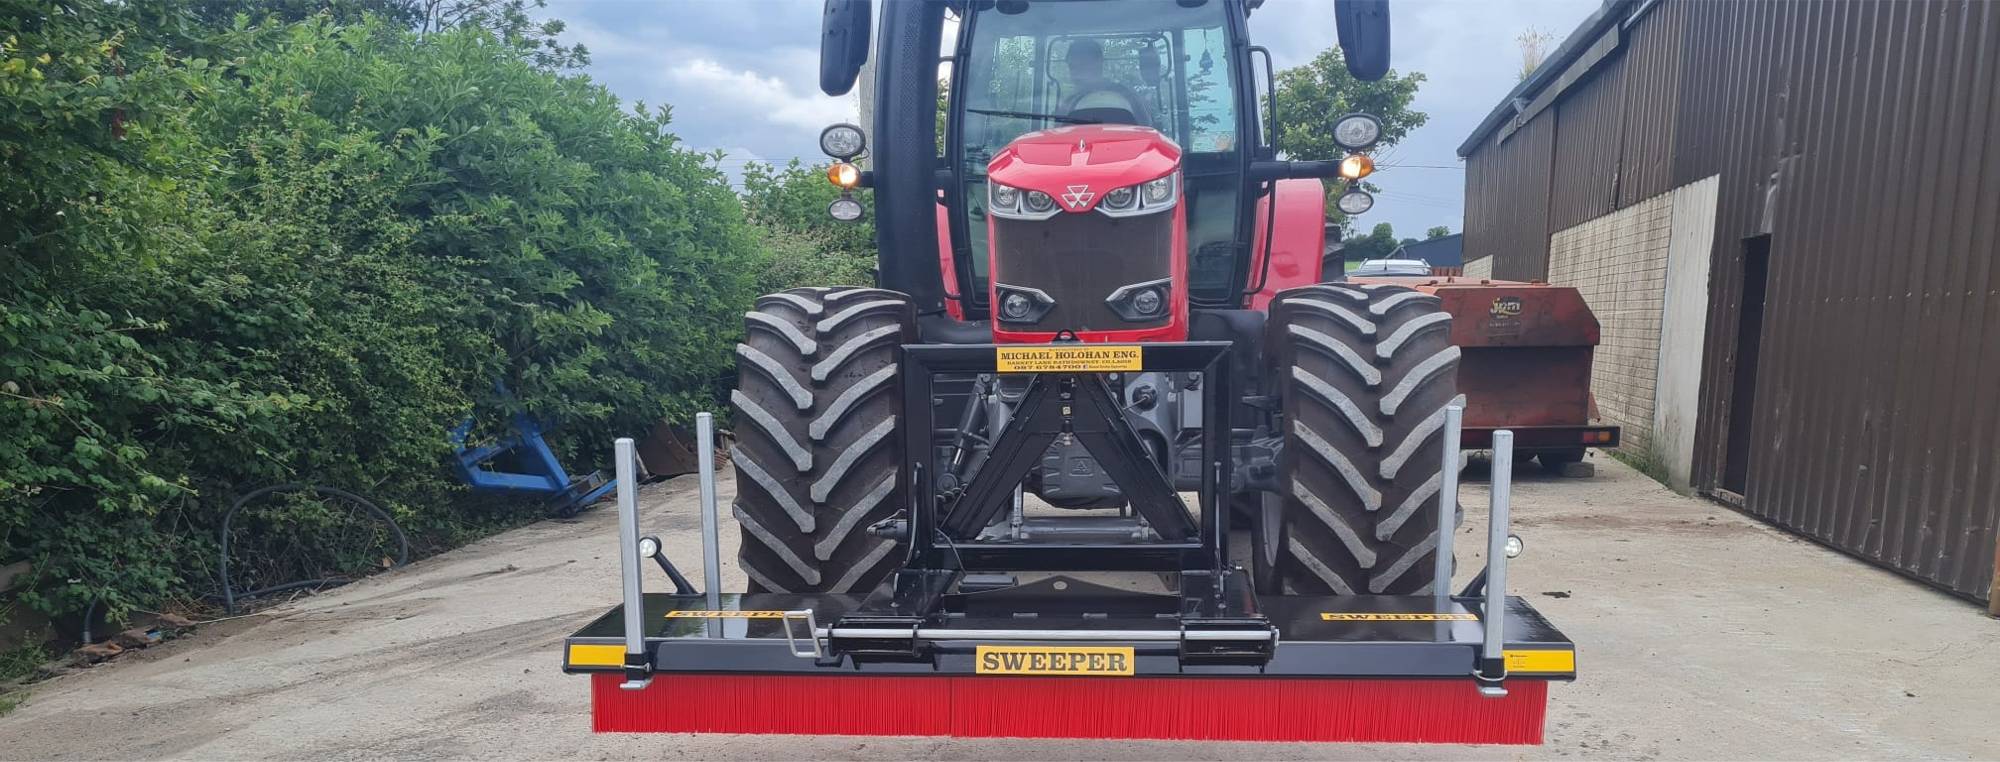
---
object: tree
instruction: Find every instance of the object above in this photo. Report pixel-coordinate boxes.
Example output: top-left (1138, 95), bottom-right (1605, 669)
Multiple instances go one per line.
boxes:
top-left (184, 0), bottom-right (588, 68)
top-left (0, 8), bottom-right (751, 620)
top-left (1425, 226), bottom-right (1452, 240)
top-left (1267, 47), bottom-right (1426, 235)
top-left (1341, 222), bottom-right (1401, 264)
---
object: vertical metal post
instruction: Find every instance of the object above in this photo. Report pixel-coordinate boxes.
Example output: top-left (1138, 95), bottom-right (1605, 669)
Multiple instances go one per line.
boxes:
top-left (1433, 403), bottom-right (1463, 604)
top-left (1480, 429), bottom-right (1514, 695)
top-left (697, 412), bottom-right (722, 614)
top-left (613, 437), bottom-right (650, 690)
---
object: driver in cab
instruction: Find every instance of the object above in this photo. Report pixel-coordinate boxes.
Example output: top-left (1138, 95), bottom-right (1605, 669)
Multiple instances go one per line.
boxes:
top-left (1061, 39), bottom-right (1152, 126)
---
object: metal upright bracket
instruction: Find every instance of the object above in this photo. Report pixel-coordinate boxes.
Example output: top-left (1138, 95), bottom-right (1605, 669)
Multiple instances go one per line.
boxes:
top-left (1475, 429), bottom-right (1514, 697)
top-left (1433, 403), bottom-right (1464, 604)
top-left (613, 437), bottom-right (653, 691)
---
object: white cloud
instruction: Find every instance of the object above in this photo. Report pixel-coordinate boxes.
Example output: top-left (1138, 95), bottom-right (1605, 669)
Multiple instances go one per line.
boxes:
top-left (666, 58), bottom-right (856, 133)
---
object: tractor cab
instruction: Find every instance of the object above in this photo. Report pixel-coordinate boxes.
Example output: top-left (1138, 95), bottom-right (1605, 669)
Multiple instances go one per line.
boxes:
top-left (948, 0), bottom-right (1256, 329)
top-left (816, 0), bottom-right (1389, 335)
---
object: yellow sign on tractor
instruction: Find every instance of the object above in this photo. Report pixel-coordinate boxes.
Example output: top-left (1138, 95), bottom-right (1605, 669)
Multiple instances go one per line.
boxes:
top-left (994, 345), bottom-right (1143, 373)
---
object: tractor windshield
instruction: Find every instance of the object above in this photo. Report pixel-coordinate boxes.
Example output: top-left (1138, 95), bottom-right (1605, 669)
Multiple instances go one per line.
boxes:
top-left (953, 0), bottom-right (1245, 305)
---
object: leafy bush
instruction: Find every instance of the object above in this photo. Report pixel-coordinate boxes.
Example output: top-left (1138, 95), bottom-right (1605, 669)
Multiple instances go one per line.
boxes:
top-left (1, 4), bottom-right (758, 620)
top-left (741, 159), bottom-right (878, 293)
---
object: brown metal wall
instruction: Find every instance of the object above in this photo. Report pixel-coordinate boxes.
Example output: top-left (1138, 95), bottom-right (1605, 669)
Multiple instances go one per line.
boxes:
top-left (1461, 0), bottom-right (2000, 600)
top-left (1613, 0), bottom-right (1686, 207)
top-left (1548, 52), bottom-right (1627, 231)
top-left (1462, 114), bottom-right (1555, 281)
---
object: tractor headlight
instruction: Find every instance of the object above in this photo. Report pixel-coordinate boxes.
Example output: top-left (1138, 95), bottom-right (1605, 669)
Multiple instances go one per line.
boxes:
top-left (1101, 185), bottom-right (1136, 211)
top-left (1104, 278), bottom-right (1172, 322)
top-left (991, 183), bottom-right (1019, 211)
top-left (989, 183), bottom-right (1060, 220)
top-left (1101, 175), bottom-right (1177, 219)
top-left (994, 284), bottom-right (1055, 324)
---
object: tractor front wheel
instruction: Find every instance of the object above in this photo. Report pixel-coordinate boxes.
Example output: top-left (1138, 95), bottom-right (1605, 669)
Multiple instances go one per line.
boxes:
top-left (1265, 283), bottom-right (1463, 596)
top-left (729, 287), bottom-right (914, 594)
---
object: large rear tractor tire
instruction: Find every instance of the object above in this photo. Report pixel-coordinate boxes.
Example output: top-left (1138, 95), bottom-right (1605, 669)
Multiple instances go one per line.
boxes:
top-left (730, 287), bottom-right (915, 594)
top-left (1265, 283), bottom-right (1463, 595)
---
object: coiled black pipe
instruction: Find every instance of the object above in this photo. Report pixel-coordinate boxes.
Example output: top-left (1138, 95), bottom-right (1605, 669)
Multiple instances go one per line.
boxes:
top-left (219, 484), bottom-right (408, 615)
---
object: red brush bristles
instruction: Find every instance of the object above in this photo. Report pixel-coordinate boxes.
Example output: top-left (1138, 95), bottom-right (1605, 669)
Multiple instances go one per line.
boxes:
top-left (590, 673), bottom-right (1549, 744)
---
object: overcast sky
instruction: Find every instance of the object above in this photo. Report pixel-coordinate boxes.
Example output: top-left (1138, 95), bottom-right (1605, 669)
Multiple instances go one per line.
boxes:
top-left (552, 0), bottom-right (1600, 238)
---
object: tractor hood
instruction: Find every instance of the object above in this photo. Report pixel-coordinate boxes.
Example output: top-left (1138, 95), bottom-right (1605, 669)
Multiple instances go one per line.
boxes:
top-left (987, 125), bottom-right (1182, 214)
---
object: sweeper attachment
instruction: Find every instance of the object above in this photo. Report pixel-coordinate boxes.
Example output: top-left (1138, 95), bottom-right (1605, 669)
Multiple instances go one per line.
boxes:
top-left (562, 368), bottom-right (1575, 744)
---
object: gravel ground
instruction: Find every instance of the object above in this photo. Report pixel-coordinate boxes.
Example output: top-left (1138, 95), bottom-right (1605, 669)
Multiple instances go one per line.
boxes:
top-left (3, 454), bottom-right (1995, 760)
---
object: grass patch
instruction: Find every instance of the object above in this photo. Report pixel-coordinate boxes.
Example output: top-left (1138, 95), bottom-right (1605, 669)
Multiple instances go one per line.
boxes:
top-left (0, 641), bottom-right (51, 683)
top-left (0, 641), bottom-right (52, 718)
top-left (1608, 446), bottom-right (1672, 487)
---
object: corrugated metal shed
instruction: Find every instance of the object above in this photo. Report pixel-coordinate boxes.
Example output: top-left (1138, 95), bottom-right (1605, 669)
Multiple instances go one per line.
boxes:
top-left (1458, 0), bottom-right (2000, 601)
top-left (1463, 114), bottom-right (1555, 280)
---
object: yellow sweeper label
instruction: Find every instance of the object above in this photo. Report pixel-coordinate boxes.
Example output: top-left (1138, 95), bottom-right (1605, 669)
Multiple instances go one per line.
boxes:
top-left (567, 643), bottom-right (625, 667)
top-left (1320, 612), bottom-right (1481, 621)
top-left (995, 345), bottom-right (1143, 373)
top-left (664, 610), bottom-right (790, 619)
top-left (975, 646), bottom-right (1135, 676)
top-left (1504, 649), bottom-right (1576, 674)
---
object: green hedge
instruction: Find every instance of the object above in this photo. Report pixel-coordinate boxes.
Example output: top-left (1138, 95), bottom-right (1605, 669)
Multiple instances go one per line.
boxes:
top-left (1, 4), bottom-right (762, 620)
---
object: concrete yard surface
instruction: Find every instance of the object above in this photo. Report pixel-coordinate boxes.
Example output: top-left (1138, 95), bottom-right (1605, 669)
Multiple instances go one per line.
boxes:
top-left (2, 455), bottom-right (1996, 760)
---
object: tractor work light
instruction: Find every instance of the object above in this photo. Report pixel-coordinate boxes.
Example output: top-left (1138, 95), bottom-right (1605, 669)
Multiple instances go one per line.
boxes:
top-left (819, 123), bottom-right (866, 160)
top-left (1336, 188), bottom-right (1375, 215)
top-left (1132, 287), bottom-right (1163, 316)
top-left (1339, 154), bottom-right (1375, 180)
top-left (1105, 278), bottom-right (1172, 322)
top-left (994, 284), bottom-right (1055, 324)
top-left (1002, 293), bottom-right (1032, 320)
top-left (1333, 113), bottom-right (1384, 151)
top-left (828, 195), bottom-right (864, 222)
top-left (827, 162), bottom-right (861, 189)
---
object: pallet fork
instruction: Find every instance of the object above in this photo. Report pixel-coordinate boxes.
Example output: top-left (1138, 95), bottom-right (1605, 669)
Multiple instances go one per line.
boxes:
top-left (563, 344), bottom-right (1576, 744)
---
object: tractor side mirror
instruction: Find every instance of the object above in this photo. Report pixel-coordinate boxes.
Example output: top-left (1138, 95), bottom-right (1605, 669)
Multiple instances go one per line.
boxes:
top-left (1334, 0), bottom-right (1391, 81)
top-left (820, 0), bottom-right (872, 96)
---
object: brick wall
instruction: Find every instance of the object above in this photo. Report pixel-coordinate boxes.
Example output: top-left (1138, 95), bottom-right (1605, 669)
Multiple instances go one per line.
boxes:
top-left (1547, 192), bottom-right (1674, 457)
top-left (1462, 255), bottom-right (1493, 281)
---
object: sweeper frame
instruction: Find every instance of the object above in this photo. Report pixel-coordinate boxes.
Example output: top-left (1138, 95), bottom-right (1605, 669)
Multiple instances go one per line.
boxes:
top-left (562, 343), bottom-right (1578, 745)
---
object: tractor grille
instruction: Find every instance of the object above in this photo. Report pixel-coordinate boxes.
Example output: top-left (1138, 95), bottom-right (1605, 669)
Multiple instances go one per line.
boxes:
top-left (990, 210), bottom-right (1172, 334)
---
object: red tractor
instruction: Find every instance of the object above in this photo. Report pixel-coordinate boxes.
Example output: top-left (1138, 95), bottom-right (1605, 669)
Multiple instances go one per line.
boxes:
top-left (564, 0), bottom-right (1577, 744)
